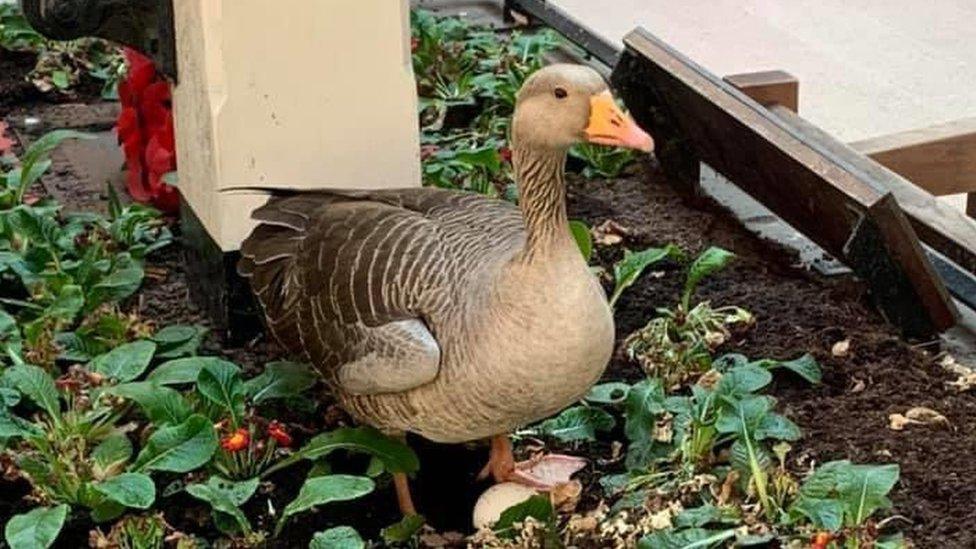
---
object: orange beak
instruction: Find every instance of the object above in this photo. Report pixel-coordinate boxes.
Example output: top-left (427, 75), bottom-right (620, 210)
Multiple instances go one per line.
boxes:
top-left (584, 91), bottom-right (654, 152)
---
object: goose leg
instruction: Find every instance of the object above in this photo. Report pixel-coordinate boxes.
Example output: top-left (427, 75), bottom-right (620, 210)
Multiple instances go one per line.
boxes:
top-left (393, 472), bottom-right (417, 516)
top-left (478, 434), bottom-right (587, 490)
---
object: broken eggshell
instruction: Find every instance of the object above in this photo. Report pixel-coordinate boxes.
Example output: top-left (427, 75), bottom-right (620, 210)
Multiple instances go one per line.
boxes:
top-left (472, 482), bottom-right (539, 530)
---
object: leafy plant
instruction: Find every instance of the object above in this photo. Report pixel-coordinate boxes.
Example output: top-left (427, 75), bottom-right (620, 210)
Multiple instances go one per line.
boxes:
top-left (112, 356), bottom-right (316, 479)
top-left (626, 246), bottom-right (753, 383)
top-left (0, 3), bottom-right (124, 98)
top-left (0, 132), bottom-right (171, 368)
top-left (609, 244), bottom-right (683, 308)
top-left (569, 143), bottom-right (637, 178)
top-left (0, 355), bottom-right (161, 532)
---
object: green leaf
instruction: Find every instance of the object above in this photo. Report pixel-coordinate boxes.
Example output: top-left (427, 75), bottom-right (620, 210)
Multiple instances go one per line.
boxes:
top-left (683, 247), bottom-right (734, 307)
top-left (93, 473), bottom-right (156, 509)
top-left (715, 365), bottom-right (772, 399)
top-left (754, 412), bottom-right (801, 441)
top-left (0, 409), bottom-right (38, 438)
top-left (132, 414), bottom-right (217, 473)
top-left (90, 340), bottom-right (156, 383)
top-left (186, 476), bottom-right (259, 535)
top-left (51, 71), bottom-right (69, 89)
top-left (312, 526), bottom-right (365, 549)
top-left (638, 528), bottom-right (736, 549)
top-left (243, 361), bottom-right (317, 404)
top-left (381, 514), bottom-right (425, 544)
top-left (673, 505), bottom-right (723, 528)
top-left (493, 495), bottom-right (553, 537)
top-left (196, 360), bottom-right (245, 425)
top-left (534, 406), bottom-right (614, 442)
top-left (45, 285), bottom-right (83, 322)
top-left (4, 364), bottom-right (59, 419)
top-left (148, 356), bottom-right (237, 385)
top-left (92, 433), bottom-right (133, 476)
top-left (585, 381), bottom-right (631, 405)
top-left (108, 382), bottom-right (191, 425)
top-left (568, 220), bottom-right (593, 262)
top-left (772, 354), bottom-right (822, 384)
top-left (152, 325), bottom-right (208, 359)
top-left (89, 265), bottom-right (144, 307)
top-left (624, 378), bottom-right (666, 442)
top-left (265, 426), bottom-right (419, 476)
top-left (836, 463), bottom-right (900, 526)
top-left (610, 245), bottom-right (683, 308)
top-left (276, 475), bottom-right (374, 536)
top-left (790, 497), bottom-right (844, 531)
top-left (4, 505), bottom-right (68, 549)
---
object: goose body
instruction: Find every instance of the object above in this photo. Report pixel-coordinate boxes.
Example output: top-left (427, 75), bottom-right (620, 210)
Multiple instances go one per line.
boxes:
top-left (238, 66), bottom-right (653, 500)
top-left (239, 186), bottom-right (613, 442)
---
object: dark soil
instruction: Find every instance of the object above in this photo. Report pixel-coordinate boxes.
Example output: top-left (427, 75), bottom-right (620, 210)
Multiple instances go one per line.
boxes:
top-left (0, 48), bottom-right (40, 110)
top-left (567, 164), bottom-right (976, 549)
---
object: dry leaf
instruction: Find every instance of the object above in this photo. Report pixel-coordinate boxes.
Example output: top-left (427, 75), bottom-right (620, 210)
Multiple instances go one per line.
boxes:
top-left (550, 479), bottom-right (582, 513)
top-left (889, 406), bottom-right (950, 430)
top-left (592, 219), bottom-right (630, 246)
top-left (831, 339), bottom-right (850, 357)
top-left (940, 355), bottom-right (976, 392)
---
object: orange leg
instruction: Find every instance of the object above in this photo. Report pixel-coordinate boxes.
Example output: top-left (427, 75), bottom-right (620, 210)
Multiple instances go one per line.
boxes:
top-left (478, 434), bottom-right (588, 490)
top-left (393, 472), bottom-right (417, 516)
top-left (478, 434), bottom-right (516, 483)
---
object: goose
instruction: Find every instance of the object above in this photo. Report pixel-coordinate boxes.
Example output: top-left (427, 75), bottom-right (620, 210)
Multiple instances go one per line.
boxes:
top-left (238, 64), bottom-right (654, 514)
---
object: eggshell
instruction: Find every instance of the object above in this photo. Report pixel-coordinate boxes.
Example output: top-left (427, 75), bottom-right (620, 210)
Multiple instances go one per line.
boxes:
top-left (472, 482), bottom-right (540, 529)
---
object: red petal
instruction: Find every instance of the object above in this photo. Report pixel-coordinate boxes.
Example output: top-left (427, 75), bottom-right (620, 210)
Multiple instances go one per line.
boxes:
top-left (0, 121), bottom-right (13, 156)
top-left (115, 107), bottom-right (140, 142)
top-left (126, 163), bottom-right (151, 202)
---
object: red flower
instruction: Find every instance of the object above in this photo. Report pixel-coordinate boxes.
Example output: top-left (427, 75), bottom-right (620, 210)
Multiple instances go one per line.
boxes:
top-left (811, 532), bottom-right (832, 549)
top-left (220, 428), bottom-right (250, 452)
top-left (267, 421), bottom-right (292, 447)
top-left (499, 146), bottom-right (512, 163)
top-left (114, 48), bottom-right (178, 214)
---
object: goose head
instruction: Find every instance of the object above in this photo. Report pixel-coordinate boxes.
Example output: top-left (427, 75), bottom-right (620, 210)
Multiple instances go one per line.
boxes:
top-left (510, 65), bottom-right (654, 255)
top-left (511, 64), bottom-right (654, 153)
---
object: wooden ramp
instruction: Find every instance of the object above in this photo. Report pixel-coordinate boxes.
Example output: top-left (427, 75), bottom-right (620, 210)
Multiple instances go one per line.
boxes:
top-left (610, 28), bottom-right (968, 336)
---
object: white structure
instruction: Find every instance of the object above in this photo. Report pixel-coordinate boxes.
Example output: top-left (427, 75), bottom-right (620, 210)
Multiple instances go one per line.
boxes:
top-left (172, 0), bottom-right (421, 250)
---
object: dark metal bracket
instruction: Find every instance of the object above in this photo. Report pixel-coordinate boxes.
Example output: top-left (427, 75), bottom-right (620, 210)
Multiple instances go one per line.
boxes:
top-left (19, 0), bottom-right (177, 81)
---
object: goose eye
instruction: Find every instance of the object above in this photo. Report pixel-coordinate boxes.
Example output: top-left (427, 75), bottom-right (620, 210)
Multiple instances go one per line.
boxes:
top-left (553, 87), bottom-right (568, 99)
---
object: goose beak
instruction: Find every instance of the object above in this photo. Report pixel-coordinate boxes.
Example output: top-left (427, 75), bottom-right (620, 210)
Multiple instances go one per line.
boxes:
top-left (584, 91), bottom-right (654, 153)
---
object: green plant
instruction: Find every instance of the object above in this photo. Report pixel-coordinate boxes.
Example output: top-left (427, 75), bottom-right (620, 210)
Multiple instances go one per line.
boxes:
top-left (0, 4), bottom-right (44, 51)
top-left (182, 426), bottom-right (419, 542)
top-left (0, 3), bottom-right (124, 98)
top-left (789, 461), bottom-right (901, 548)
top-left (0, 132), bottom-right (171, 367)
top-left (111, 356), bottom-right (316, 479)
top-left (0, 352), bottom-right (162, 535)
top-left (609, 244), bottom-right (683, 308)
top-left (626, 247), bottom-right (753, 383)
top-left (569, 142), bottom-right (637, 178)
top-left (89, 513), bottom-right (168, 549)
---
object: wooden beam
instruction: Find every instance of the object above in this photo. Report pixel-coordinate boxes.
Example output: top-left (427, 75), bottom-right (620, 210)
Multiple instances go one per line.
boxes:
top-left (849, 117), bottom-right (976, 196)
top-left (766, 105), bottom-right (976, 279)
top-left (612, 27), bottom-right (957, 336)
top-left (723, 70), bottom-right (799, 112)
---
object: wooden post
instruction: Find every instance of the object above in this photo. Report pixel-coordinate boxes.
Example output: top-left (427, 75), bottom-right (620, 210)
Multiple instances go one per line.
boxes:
top-left (612, 27), bottom-right (957, 336)
top-left (723, 71), bottom-right (799, 112)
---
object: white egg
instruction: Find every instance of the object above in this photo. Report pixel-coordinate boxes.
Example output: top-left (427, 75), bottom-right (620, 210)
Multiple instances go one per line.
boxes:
top-left (472, 482), bottom-right (540, 530)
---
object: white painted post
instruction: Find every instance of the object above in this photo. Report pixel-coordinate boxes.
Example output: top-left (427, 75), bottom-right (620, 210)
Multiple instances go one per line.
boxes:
top-left (171, 0), bottom-right (421, 251)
